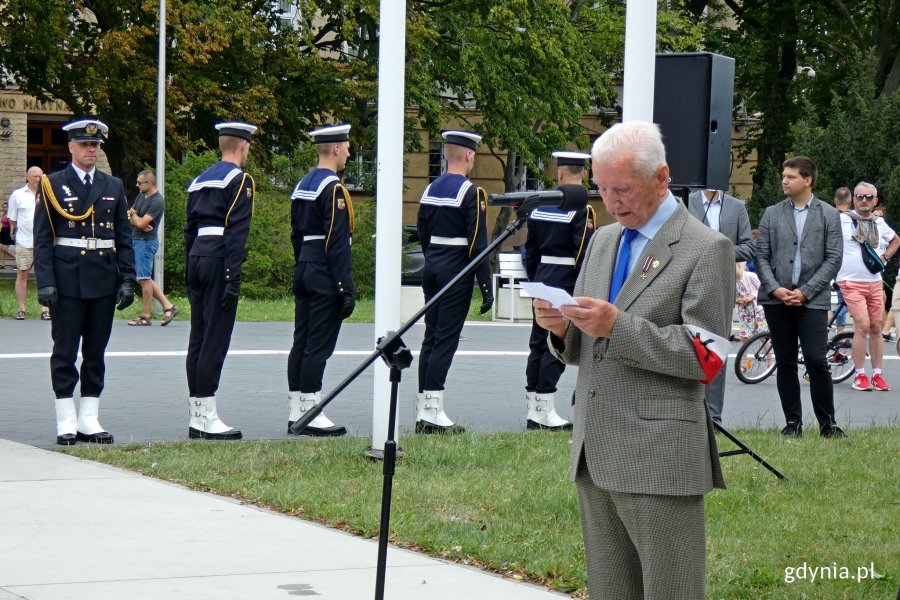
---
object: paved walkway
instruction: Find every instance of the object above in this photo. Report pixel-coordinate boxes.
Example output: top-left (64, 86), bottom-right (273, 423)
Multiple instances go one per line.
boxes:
top-left (0, 438), bottom-right (567, 599)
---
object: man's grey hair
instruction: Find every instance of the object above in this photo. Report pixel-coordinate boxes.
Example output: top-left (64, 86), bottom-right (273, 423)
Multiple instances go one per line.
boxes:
top-left (591, 121), bottom-right (667, 180)
top-left (854, 180), bottom-right (877, 197)
top-left (138, 169), bottom-right (157, 185)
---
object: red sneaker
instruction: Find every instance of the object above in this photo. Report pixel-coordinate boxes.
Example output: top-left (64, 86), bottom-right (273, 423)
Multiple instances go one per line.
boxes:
top-left (871, 373), bottom-right (890, 391)
top-left (852, 373), bottom-right (872, 391)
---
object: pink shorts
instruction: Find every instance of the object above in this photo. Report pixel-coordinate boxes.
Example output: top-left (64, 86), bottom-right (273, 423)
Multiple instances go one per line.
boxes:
top-left (837, 280), bottom-right (884, 324)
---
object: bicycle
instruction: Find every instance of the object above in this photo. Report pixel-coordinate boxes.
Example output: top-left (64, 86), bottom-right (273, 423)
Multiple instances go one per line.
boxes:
top-left (734, 296), bottom-right (856, 385)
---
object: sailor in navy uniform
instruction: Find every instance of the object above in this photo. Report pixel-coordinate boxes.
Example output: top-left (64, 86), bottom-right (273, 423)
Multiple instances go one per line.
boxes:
top-left (523, 151), bottom-right (596, 430)
top-left (33, 119), bottom-right (136, 445)
top-left (184, 122), bottom-right (257, 440)
top-left (416, 130), bottom-right (494, 433)
top-left (286, 124), bottom-right (355, 436)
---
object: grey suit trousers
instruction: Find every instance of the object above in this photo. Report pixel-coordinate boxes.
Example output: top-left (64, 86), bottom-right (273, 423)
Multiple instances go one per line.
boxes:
top-left (575, 454), bottom-right (706, 600)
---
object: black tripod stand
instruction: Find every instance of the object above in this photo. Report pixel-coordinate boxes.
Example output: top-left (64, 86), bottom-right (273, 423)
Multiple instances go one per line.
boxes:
top-left (678, 186), bottom-right (785, 480)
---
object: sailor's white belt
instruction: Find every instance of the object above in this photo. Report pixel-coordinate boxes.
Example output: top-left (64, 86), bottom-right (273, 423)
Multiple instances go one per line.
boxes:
top-left (541, 256), bottom-right (576, 266)
top-left (431, 236), bottom-right (468, 246)
top-left (303, 235), bottom-right (326, 241)
top-left (55, 237), bottom-right (114, 250)
top-left (198, 226), bottom-right (225, 236)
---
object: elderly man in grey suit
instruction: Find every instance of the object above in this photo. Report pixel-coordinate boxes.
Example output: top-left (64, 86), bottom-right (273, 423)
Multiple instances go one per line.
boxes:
top-left (756, 156), bottom-right (846, 439)
top-left (687, 189), bottom-right (754, 426)
top-left (535, 121), bottom-right (734, 599)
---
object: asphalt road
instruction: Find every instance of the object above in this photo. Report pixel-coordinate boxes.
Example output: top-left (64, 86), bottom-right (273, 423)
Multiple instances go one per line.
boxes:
top-left (2, 319), bottom-right (898, 449)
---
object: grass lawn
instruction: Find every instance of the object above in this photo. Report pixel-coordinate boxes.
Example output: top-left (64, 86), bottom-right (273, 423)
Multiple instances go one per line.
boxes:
top-left (0, 279), bottom-right (492, 323)
top-left (68, 428), bottom-right (899, 599)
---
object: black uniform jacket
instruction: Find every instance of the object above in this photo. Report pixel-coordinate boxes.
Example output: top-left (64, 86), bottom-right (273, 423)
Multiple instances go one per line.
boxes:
top-left (524, 201), bottom-right (596, 289)
top-left (33, 167), bottom-right (135, 299)
top-left (290, 167), bottom-right (355, 295)
top-left (417, 173), bottom-right (491, 292)
top-left (184, 161), bottom-right (255, 284)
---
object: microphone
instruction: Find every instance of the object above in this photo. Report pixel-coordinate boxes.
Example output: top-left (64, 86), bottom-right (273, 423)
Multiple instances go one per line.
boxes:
top-left (488, 184), bottom-right (588, 212)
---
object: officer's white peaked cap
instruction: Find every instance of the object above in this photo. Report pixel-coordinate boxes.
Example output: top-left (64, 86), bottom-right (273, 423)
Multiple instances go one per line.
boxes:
top-left (63, 119), bottom-right (109, 143)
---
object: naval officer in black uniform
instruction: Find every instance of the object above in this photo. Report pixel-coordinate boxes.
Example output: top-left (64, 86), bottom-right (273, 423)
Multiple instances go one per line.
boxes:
top-left (33, 119), bottom-right (136, 445)
top-left (184, 122), bottom-right (257, 440)
top-left (286, 124), bottom-right (355, 436)
top-left (523, 151), bottom-right (596, 430)
top-left (416, 130), bottom-right (493, 433)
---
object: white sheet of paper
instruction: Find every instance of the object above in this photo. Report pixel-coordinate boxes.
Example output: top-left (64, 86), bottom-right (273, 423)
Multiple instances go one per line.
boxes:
top-left (519, 281), bottom-right (578, 309)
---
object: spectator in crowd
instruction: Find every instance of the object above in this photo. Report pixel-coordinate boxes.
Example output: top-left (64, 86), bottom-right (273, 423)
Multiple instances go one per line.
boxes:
top-left (835, 181), bottom-right (899, 392)
top-left (686, 187), bottom-right (754, 426)
top-left (33, 119), bottom-right (136, 445)
top-left (535, 121), bottom-right (733, 599)
top-left (0, 201), bottom-right (15, 265)
top-left (756, 156), bottom-right (846, 439)
top-left (125, 169), bottom-right (178, 327)
top-left (7, 166), bottom-right (50, 320)
top-left (831, 187), bottom-right (852, 333)
top-left (873, 205), bottom-right (897, 341)
top-left (184, 122), bottom-right (257, 440)
top-left (735, 261), bottom-right (766, 343)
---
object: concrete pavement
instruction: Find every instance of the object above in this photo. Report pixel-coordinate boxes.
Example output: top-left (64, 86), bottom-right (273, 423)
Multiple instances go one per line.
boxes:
top-left (0, 438), bottom-right (567, 599)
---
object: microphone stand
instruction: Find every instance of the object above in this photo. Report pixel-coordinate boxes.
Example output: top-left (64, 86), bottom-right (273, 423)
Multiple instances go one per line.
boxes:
top-left (290, 199), bottom-right (541, 600)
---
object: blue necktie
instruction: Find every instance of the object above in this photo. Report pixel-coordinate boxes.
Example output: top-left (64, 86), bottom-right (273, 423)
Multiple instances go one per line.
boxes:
top-left (609, 228), bottom-right (639, 303)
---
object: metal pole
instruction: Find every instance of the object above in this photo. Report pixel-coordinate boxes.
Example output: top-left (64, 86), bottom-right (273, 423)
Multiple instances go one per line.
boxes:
top-left (369, 0), bottom-right (407, 457)
top-left (152, 0), bottom-right (167, 309)
top-left (622, 0), bottom-right (657, 123)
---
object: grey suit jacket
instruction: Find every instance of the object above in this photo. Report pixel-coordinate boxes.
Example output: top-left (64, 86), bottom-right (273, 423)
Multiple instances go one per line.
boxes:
top-left (554, 203), bottom-right (732, 496)
top-left (687, 190), bottom-right (755, 261)
top-left (755, 196), bottom-right (843, 310)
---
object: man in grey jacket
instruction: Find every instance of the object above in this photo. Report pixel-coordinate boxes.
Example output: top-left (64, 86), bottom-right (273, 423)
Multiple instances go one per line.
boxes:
top-left (687, 189), bottom-right (754, 425)
top-left (755, 156), bottom-right (846, 438)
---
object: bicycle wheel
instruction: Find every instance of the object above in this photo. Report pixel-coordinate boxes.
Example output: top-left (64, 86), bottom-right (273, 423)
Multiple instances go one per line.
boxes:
top-left (827, 331), bottom-right (856, 383)
top-left (734, 332), bottom-right (777, 384)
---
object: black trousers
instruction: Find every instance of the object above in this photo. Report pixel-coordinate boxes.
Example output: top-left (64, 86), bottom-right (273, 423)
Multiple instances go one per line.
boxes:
top-left (287, 262), bottom-right (343, 393)
top-left (49, 294), bottom-right (116, 398)
top-left (762, 303), bottom-right (836, 427)
top-left (526, 308), bottom-right (566, 393)
top-left (418, 268), bottom-right (473, 391)
top-left (186, 256), bottom-right (237, 397)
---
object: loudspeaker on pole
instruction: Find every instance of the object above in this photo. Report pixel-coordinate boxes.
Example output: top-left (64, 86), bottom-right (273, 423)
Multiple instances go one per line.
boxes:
top-left (653, 52), bottom-right (735, 191)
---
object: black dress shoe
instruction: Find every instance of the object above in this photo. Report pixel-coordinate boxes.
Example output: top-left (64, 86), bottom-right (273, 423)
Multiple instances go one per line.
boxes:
top-left (56, 433), bottom-right (77, 446)
top-left (415, 420), bottom-right (466, 434)
top-left (287, 421), bottom-right (347, 437)
top-left (526, 420), bottom-right (573, 431)
top-left (780, 422), bottom-right (802, 438)
top-left (188, 427), bottom-right (242, 440)
top-left (76, 431), bottom-right (114, 444)
top-left (820, 423), bottom-right (848, 439)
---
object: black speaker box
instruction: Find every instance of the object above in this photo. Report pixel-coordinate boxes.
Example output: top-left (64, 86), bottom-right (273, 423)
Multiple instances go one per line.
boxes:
top-left (653, 52), bottom-right (735, 191)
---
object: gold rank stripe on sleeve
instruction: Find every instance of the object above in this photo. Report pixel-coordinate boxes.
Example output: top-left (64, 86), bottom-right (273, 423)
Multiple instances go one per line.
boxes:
top-left (470, 187), bottom-right (487, 258)
top-left (575, 205), bottom-right (597, 267)
top-left (40, 175), bottom-right (96, 241)
top-left (224, 173), bottom-right (250, 227)
top-left (326, 184), bottom-right (354, 252)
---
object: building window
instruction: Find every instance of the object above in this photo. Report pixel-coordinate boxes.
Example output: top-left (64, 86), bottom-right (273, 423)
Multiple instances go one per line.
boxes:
top-left (428, 139), bottom-right (445, 182)
top-left (343, 147), bottom-right (375, 191)
top-left (514, 155), bottom-right (545, 192)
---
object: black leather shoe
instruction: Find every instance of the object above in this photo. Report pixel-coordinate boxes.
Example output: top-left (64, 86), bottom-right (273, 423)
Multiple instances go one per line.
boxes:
top-left (415, 420), bottom-right (466, 434)
top-left (287, 421), bottom-right (347, 437)
top-left (526, 420), bottom-right (573, 431)
top-left (188, 427), bottom-right (242, 440)
top-left (56, 433), bottom-right (76, 446)
top-left (76, 431), bottom-right (114, 444)
top-left (780, 422), bottom-right (802, 438)
top-left (820, 423), bottom-right (848, 439)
